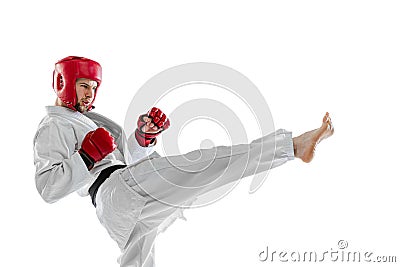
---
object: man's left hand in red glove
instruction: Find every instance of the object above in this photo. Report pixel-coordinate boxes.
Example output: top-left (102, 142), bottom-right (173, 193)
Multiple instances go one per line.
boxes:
top-left (135, 107), bottom-right (170, 147)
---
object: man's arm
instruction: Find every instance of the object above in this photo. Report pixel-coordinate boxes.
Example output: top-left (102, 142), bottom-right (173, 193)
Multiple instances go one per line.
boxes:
top-left (33, 122), bottom-right (91, 203)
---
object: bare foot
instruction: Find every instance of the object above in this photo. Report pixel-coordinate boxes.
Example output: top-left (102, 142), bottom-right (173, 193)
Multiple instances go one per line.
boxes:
top-left (292, 112), bottom-right (334, 163)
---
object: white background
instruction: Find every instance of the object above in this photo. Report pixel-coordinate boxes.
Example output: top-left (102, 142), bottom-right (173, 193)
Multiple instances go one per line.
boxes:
top-left (0, 1), bottom-right (399, 266)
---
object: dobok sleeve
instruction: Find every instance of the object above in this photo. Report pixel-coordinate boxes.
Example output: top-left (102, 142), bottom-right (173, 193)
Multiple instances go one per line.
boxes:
top-left (33, 121), bottom-right (91, 203)
top-left (127, 132), bottom-right (155, 165)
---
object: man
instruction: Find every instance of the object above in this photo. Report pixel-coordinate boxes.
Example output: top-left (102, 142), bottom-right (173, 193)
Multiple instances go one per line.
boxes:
top-left (33, 56), bottom-right (334, 267)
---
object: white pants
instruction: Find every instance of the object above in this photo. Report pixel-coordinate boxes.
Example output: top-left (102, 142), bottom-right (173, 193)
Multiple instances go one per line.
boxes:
top-left (96, 129), bottom-right (295, 267)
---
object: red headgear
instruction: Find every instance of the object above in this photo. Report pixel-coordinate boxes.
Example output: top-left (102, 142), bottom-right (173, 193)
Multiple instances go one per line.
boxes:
top-left (53, 56), bottom-right (102, 111)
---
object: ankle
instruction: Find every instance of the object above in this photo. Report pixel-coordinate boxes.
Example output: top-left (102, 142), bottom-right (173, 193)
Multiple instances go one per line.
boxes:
top-left (292, 137), bottom-right (299, 158)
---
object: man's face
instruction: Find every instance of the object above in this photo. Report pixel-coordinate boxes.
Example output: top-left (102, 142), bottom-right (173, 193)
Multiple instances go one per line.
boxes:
top-left (75, 78), bottom-right (97, 113)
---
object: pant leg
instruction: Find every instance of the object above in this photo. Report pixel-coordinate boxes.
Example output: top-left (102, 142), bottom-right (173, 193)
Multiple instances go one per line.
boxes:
top-left (122, 129), bottom-right (294, 219)
top-left (118, 226), bottom-right (157, 267)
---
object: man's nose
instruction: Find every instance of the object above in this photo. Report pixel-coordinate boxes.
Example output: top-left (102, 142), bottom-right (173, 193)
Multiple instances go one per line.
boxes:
top-left (85, 88), bottom-right (93, 98)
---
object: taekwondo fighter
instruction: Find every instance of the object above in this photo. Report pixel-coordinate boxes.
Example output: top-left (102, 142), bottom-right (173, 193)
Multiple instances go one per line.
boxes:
top-left (33, 56), bottom-right (334, 267)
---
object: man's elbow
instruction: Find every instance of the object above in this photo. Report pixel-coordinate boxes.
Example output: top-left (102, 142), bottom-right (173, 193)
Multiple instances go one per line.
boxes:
top-left (40, 190), bottom-right (59, 204)
top-left (37, 183), bottom-right (61, 204)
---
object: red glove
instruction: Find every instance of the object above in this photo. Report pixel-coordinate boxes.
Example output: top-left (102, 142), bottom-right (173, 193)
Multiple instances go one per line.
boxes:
top-left (79, 127), bottom-right (117, 170)
top-left (135, 107), bottom-right (170, 147)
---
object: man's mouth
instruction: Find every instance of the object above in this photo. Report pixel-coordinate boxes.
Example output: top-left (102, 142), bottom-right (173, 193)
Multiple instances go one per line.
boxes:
top-left (82, 100), bottom-right (91, 106)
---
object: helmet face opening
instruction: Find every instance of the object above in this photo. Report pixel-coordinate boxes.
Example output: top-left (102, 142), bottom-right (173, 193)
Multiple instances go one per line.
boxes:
top-left (53, 56), bottom-right (102, 111)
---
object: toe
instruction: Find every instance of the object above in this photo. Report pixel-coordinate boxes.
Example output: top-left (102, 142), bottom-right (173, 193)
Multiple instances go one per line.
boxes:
top-left (325, 112), bottom-right (332, 123)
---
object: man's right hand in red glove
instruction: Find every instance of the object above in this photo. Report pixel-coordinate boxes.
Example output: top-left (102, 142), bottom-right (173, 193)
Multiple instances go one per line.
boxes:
top-left (78, 127), bottom-right (117, 170)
